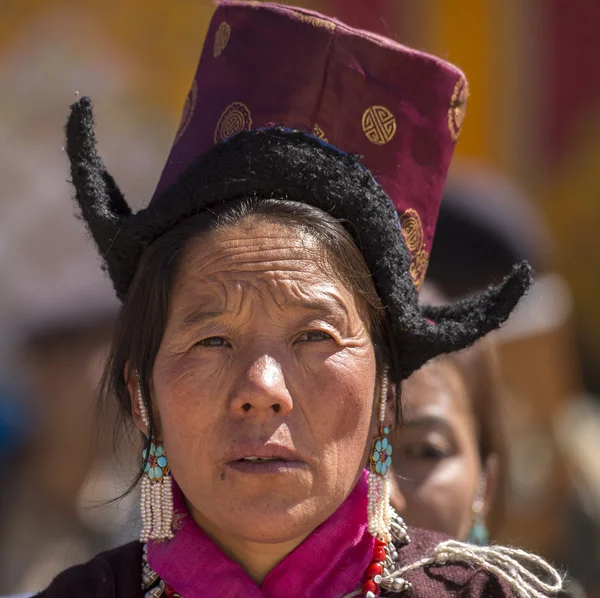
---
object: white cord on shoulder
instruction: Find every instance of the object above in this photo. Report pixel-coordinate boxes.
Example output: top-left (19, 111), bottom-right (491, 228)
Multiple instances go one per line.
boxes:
top-left (381, 539), bottom-right (564, 598)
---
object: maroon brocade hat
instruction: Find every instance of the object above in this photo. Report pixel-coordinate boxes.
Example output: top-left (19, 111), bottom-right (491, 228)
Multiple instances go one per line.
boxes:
top-left (65, 1), bottom-right (531, 380)
top-left (153, 1), bottom-right (468, 289)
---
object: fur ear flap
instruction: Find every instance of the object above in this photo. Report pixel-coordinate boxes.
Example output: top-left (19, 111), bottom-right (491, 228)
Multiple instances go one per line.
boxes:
top-left (397, 261), bottom-right (532, 377)
top-left (66, 96), bottom-right (134, 297)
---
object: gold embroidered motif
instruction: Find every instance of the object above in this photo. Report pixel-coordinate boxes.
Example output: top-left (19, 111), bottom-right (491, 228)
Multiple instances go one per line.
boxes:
top-left (400, 209), bottom-right (429, 290)
top-left (214, 101), bottom-right (253, 143)
top-left (448, 76), bottom-right (468, 142)
top-left (312, 124), bottom-right (328, 142)
top-left (362, 105), bottom-right (397, 145)
top-left (291, 10), bottom-right (336, 32)
top-left (400, 209), bottom-right (424, 253)
top-left (174, 80), bottom-right (198, 144)
top-left (213, 22), bottom-right (231, 58)
top-left (409, 249), bottom-right (429, 291)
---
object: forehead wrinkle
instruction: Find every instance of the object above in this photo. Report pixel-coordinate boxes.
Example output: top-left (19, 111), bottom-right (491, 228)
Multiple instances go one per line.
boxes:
top-left (178, 222), bottom-right (350, 284)
top-left (177, 242), bottom-right (348, 311)
top-left (169, 282), bottom-right (251, 337)
top-left (272, 276), bottom-right (352, 320)
top-left (187, 232), bottom-right (317, 260)
top-left (171, 272), bottom-right (355, 336)
top-left (171, 230), bottom-right (364, 331)
top-left (225, 272), bottom-right (353, 325)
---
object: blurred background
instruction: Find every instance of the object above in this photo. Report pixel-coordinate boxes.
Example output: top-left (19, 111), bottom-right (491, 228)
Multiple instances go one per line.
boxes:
top-left (0, 0), bottom-right (598, 596)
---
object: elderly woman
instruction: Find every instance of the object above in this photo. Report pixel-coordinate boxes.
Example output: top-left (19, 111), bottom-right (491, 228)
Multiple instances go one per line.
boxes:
top-left (38, 2), bottom-right (562, 597)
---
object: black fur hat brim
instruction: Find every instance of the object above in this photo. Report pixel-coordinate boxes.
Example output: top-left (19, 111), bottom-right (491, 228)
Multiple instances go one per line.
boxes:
top-left (66, 97), bottom-right (532, 378)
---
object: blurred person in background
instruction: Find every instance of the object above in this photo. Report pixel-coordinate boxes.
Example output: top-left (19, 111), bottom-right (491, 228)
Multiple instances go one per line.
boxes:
top-left (390, 315), bottom-right (508, 547)
top-left (0, 314), bottom-right (141, 596)
top-left (0, 3), bottom-right (170, 593)
top-left (425, 167), bottom-right (600, 597)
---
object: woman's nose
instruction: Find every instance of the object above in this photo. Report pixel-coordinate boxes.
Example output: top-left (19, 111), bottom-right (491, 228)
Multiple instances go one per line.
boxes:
top-left (230, 354), bottom-right (293, 416)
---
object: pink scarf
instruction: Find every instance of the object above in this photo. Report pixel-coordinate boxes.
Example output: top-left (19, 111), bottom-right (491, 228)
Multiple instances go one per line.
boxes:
top-left (147, 470), bottom-right (375, 598)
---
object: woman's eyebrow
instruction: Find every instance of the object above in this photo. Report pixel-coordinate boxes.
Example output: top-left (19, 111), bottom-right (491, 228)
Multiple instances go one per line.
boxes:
top-left (176, 294), bottom-right (349, 328)
top-left (402, 415), bottom-right (453, 434)
top-left (175, 310), bottom-right (226, 334)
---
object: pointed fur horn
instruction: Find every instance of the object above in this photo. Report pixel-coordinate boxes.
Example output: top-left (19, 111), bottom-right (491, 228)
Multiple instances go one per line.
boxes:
top-left (66, 96), bottom-right (133, 297)
top-left (398, 261), bottom-right (533, 377)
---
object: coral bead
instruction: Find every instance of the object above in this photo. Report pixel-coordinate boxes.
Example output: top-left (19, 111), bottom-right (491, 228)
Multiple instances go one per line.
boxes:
top-left (375, 539), bottom-right (387, 547)
top-left (362, 579), bottom-right (379, 596)
top-left (366, 561), bottom-right (384, 578)
top-left (372, 546), bottom-right (386, 562)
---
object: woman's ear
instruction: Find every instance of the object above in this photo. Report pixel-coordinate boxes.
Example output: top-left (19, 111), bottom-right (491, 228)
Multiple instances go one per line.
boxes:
top-left (125, 362), bottom-right (149, 437)
top-left (481, 454), bottom-right (500, 517)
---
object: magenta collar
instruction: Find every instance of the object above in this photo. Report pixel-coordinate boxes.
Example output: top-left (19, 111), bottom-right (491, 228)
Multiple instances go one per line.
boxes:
top-left (147, 470), bottom-right (374, 598)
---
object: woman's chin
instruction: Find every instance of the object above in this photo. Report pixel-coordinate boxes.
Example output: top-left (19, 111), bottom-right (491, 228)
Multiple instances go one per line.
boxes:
top-left (191, 489), bottom-right (328, 544)
top-left (229, 499), bottom-right (327, 544)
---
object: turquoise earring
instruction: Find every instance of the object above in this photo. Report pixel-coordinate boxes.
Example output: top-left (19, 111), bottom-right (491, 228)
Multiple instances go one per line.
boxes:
top-left (467, 476), bottom-right (489, 546)
top-left (467, 515), bottom-right (489, 546)
top-left (136, 376), bottom-right (174, 542)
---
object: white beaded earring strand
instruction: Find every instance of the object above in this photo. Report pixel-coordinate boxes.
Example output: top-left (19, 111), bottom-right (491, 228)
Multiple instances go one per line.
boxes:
top-left (137, 373), bottom-right (174, 542)
top-left (136, 376), bottom-right (150, 429)
top-left (367, 366), bottom-right (393, 543)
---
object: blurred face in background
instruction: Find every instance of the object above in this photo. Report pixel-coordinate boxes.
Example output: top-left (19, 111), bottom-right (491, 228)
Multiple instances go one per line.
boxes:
top-left (391, 357), bottom-right (498, 540)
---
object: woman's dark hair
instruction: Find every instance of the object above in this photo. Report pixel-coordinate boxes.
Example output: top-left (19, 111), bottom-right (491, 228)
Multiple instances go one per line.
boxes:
top-left (100, 197), bottom-right (402, 486)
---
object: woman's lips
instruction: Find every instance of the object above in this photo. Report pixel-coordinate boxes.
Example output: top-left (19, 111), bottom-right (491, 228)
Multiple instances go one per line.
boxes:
top-left (223, 442), bottom-right (310, 474)
top-left (226, 458), bottom-right (308, 474)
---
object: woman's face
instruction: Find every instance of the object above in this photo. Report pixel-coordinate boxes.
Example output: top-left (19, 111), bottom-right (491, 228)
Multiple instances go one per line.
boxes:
top-left (392, 360), bottom-right (483, 540)
top-left (147, 219), bottom-right (377, 545)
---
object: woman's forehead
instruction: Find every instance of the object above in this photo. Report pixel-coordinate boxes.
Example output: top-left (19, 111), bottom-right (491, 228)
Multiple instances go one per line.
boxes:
top-left (168, 222), bottom-right (360, 316)
top-left (179, 221), bottom-right (323, 276)
top-left (402, 361), bottom-right (471, 420)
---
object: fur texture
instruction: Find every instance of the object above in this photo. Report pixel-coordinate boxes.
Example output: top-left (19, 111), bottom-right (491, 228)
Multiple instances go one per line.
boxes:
top-left (65, 97), bottom-right (532, 378)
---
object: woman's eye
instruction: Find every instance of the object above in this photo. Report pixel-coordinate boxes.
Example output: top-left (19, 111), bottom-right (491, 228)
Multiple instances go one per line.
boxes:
top-left (195, 336), bottom-right (230, 347)
top-left (296, 330), bottom-right (334, 343)
top-left (405, 442), bottom-right (448, 460)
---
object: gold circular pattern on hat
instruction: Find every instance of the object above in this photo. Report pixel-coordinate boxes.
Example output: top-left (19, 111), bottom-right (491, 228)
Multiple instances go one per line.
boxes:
top-left (213, 22), bottom-right (231, 58)
top-left (400, 208), bottom-right (429, 290)
top-left (400, 208), bottom-right (424, 253)
top-left (448, 76), bottom-right (469, 142)
top-left (214, 101), bottom-right (253, 144)
top-left (292, 10), bottom-right (336, 32)
top-left (174, 80), bottom-right (198, 144)
top-left (312, 124), bottom-right (328, 142)
top-left (409, 249), bottom-right (429, 290)
top-left (362, 105), bottom-right (397, 145)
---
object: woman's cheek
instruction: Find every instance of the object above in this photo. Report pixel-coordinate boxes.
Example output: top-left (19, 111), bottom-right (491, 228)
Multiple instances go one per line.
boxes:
top-left (316, 350), bottom-right (374, 407)
top-left (424, 458), bottom-right (478, 520)
top-left (153, 356), bottom-right (220, 439)
top-left (157, 349), bottom-right (226, 394)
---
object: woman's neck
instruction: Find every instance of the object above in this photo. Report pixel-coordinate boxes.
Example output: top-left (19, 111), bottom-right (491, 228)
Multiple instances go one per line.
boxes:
top-left (147, 474), bottom-right (376, 598)
top-left (188, 503), bottom-right (310, 584)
